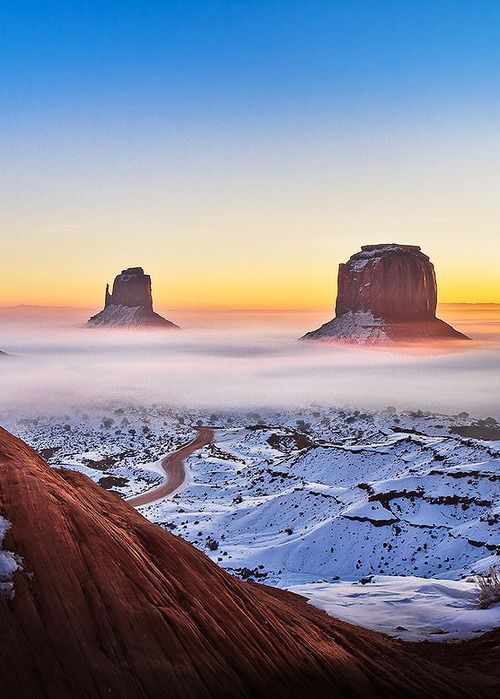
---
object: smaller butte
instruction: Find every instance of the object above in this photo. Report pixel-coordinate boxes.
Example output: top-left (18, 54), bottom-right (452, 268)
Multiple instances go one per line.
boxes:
top-left (88, 267), bottom-right (179, 329)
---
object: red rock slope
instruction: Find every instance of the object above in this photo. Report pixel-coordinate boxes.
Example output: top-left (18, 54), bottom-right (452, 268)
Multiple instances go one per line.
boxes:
top-left (0, 427), bottom-right (496, 698)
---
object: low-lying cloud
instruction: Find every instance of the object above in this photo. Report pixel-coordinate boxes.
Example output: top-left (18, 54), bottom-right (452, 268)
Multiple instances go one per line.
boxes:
top-left (1, 307), bottom-right (499, 418)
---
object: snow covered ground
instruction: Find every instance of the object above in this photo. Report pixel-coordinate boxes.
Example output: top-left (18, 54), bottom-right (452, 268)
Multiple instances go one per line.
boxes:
top-left (0, 515), bottom-right (23, 600)
top-left (290, 574), bottom-right (500, 641)
top-left (301, 310), bottom-right (390, 342)
top-left (4, 404), bottom-right (499, 639)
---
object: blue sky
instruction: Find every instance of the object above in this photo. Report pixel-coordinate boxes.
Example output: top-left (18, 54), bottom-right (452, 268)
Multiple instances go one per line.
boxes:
top-left (1, 1), bottom-right (499, 307)
top-left (3, 1), bottom-right (500, 122)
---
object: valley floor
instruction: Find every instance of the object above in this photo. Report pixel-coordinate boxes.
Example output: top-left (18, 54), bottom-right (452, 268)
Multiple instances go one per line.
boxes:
top-left (4, 403), bottom-right (499, 641)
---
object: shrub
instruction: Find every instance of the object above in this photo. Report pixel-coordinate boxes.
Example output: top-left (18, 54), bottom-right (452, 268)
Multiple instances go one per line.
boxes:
top-left (476, 565), bottom-right (500, 609)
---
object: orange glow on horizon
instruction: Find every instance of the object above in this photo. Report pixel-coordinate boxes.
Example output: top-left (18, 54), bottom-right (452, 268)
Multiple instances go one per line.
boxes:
top-left (2, 233), bottom-right (499, 311)
top-left (1, 269), bottom-right (498, 311)
top-left (1, 288), bottom-right (499, 312)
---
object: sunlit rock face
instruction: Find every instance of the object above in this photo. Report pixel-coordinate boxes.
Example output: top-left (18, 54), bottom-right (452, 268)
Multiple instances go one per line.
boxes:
top-left (88, 267), bottom-right (179, 328)
top-left (105, 266), bottom-right (154, 310)
top-left (302, 244), bottom-right (469, 342)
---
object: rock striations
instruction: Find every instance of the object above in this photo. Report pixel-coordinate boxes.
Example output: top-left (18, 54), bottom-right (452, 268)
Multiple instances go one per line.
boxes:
top-left (1, 426), bottom-right (497, 698)
top-left (88, 267), bottom-right (179, 328)
top-left (302, 244), bottom-right (469, 342)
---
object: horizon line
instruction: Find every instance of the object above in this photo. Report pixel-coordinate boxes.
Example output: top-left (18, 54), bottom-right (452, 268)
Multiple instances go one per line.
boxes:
top-left (1, 302), bottom-right (500, 312)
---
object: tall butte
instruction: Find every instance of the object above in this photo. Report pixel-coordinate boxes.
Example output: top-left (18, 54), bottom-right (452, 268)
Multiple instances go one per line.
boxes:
top-left (88, 267), bottom-right (179, 328)
top-left (301, 244), bottom-right (469, 342)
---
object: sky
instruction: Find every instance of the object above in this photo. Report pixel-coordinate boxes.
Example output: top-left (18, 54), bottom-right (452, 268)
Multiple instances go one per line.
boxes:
top-left (1, 1), bottom-right (500, 310)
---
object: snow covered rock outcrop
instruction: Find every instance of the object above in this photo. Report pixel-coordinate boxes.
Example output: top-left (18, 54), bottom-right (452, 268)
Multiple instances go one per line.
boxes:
top-left (302, 244), bottom-right (469, 342)
top-left (88, 267), bottom-right (179, 328)
top-left (0, 516), bottom-right (22, 600)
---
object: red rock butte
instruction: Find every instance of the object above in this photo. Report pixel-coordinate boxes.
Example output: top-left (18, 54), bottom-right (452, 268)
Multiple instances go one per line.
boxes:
top-left (1, 426), bottom-right (498, 697)
top-left (302, 244), bottom-right (470, 342)
top-left (88, 267), bottom-right (179, 328)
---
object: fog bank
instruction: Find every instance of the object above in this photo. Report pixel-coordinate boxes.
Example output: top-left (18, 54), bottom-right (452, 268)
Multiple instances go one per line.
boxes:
top-left (0, 306), bottom-right (499, 418)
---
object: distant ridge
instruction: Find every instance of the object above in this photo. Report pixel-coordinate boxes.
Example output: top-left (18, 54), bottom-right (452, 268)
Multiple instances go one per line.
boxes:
top-left (0, 304), bottom-right (90, 312)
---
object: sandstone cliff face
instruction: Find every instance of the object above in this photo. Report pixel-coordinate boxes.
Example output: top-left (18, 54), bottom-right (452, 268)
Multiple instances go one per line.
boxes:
top-left (302, 244), bottom-right (469, 342)
top-left (105, 266), bottom-right (154, 310)
top-left (0, 427), bottom-right (495, 698)
top-left (336, 245), bottom-right (437, 320)
top-left (88, 267), bottom-right (179, 329)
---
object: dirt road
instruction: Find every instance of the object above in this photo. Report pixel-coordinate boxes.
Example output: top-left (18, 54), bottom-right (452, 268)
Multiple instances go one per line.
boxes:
top-left (127, 427), bottom-right (213, 507)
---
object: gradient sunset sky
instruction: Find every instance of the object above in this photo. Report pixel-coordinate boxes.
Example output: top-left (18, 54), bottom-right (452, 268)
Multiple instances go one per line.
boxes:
top-left (2, 1), bottom-right (499, 310)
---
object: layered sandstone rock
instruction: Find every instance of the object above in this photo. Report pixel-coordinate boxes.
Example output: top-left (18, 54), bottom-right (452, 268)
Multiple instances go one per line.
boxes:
top-left (302, 244), bottom-right (469, 342)
top-left (88, 267), bottom-right (179, 328)
top-left (1, 426), bottom-right (495, 697)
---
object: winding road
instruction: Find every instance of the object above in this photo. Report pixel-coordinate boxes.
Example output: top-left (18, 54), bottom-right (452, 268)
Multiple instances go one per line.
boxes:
top-left (127, 427), bottom-right (213, 507)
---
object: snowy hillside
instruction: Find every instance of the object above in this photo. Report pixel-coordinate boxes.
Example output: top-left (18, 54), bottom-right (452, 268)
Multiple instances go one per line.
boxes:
top-left (4, 404), bottom-right (499, 639)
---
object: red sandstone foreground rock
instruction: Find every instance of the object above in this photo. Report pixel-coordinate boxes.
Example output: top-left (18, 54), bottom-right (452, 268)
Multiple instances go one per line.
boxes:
top-left (302, 244), bottom-right (469, 342)
top-left (88, 266), bottom-right (179, 328)
top-left (0, 427), bottom-right (497, 698)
